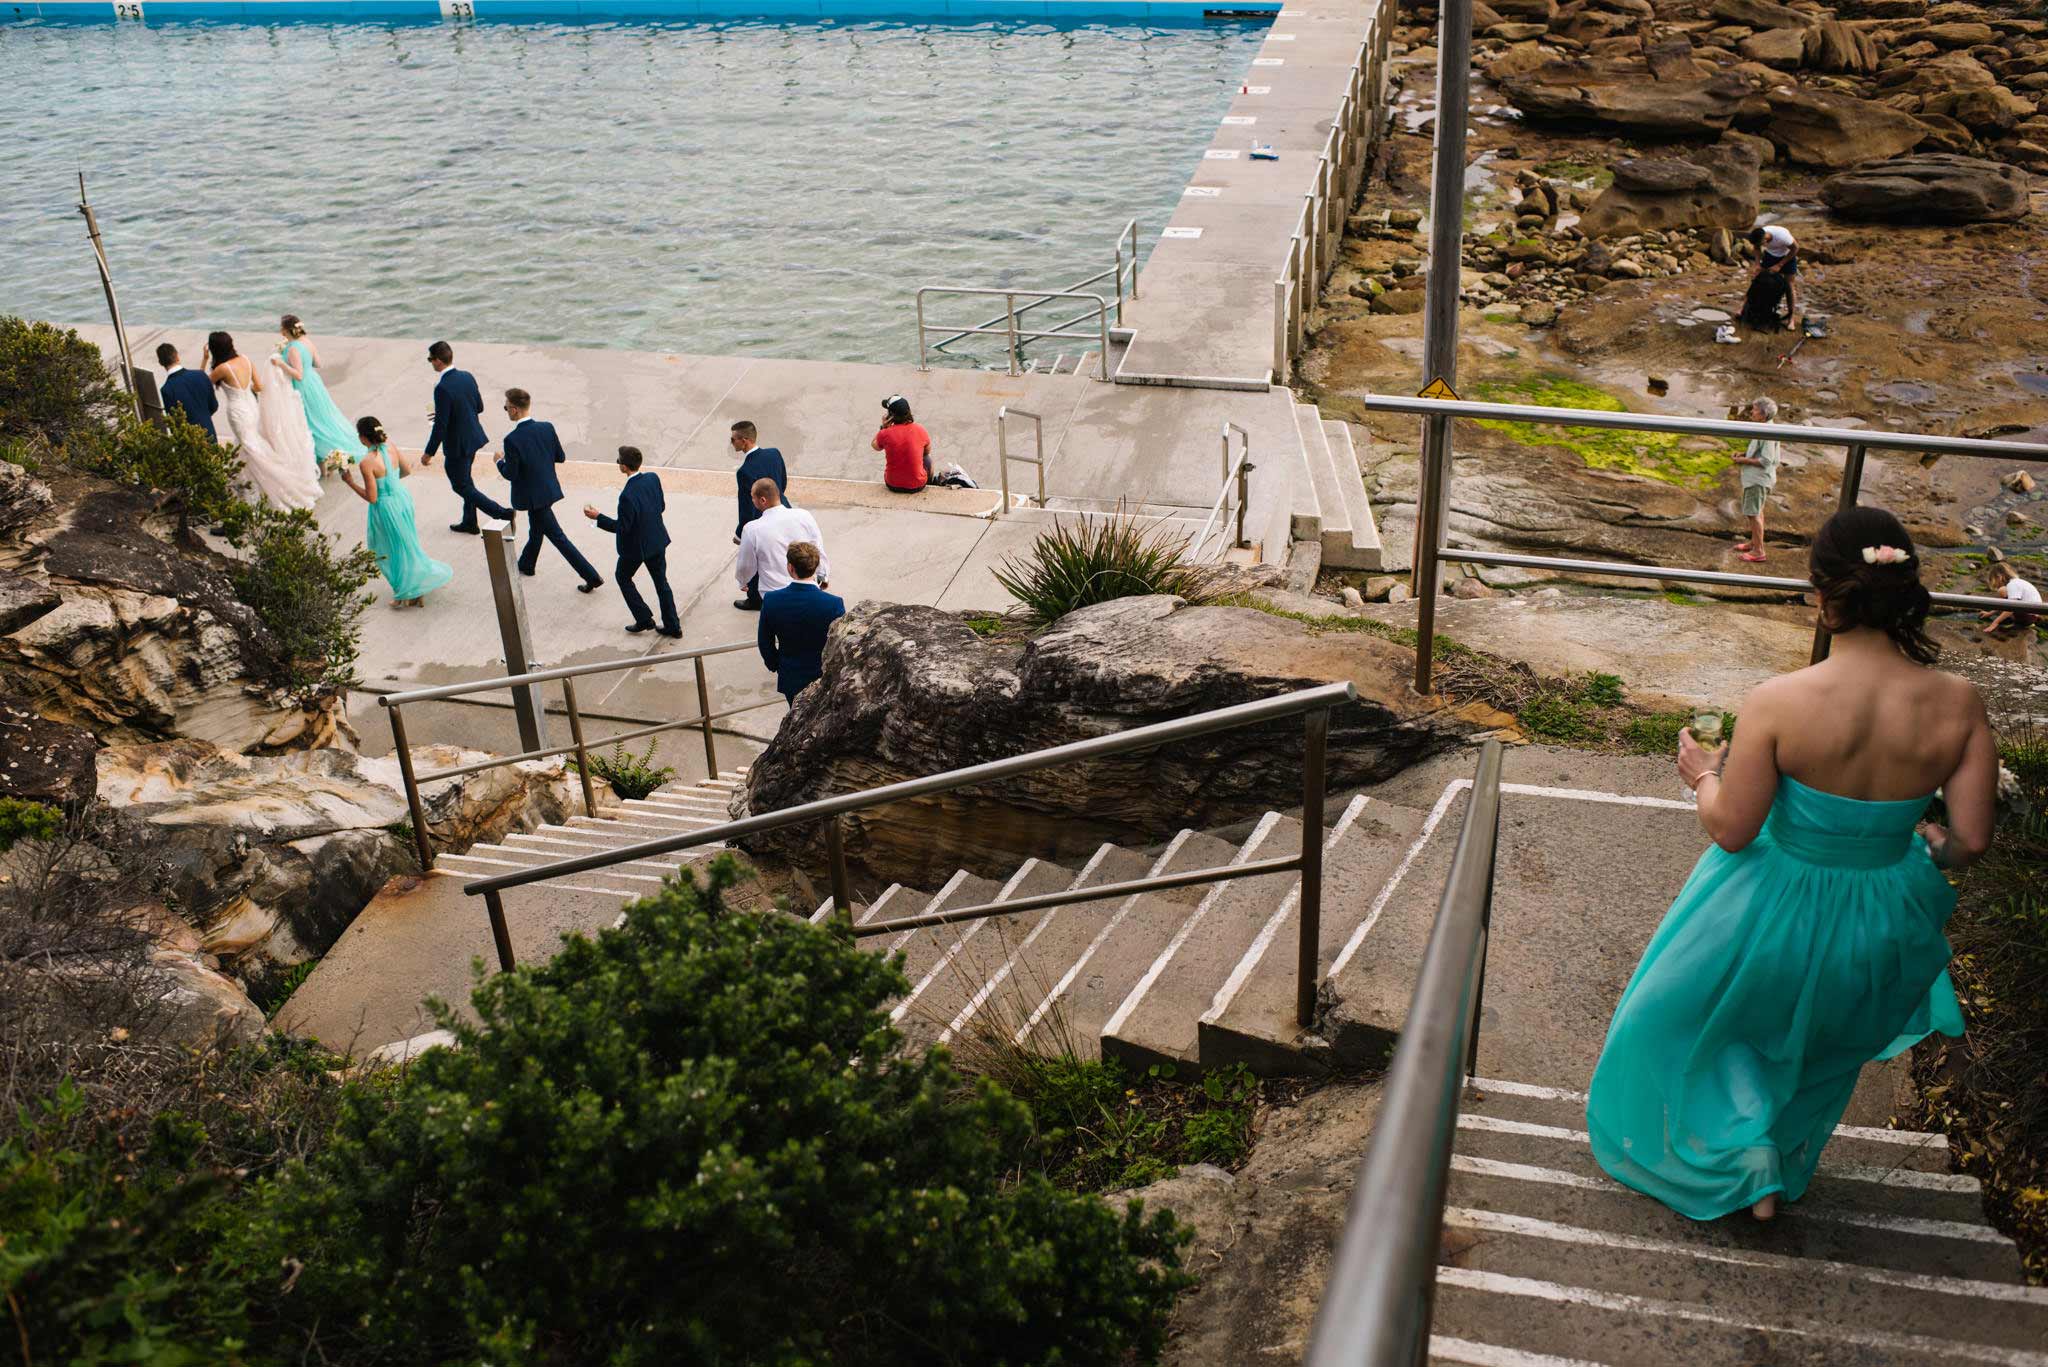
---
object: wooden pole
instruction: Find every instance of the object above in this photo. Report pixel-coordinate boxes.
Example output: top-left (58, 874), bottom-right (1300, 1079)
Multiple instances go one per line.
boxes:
top-left (77, 172), bottom-right (141, 422)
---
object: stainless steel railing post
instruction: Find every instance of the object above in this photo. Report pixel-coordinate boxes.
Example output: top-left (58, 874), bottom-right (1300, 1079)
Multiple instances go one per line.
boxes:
top-left (1811, 441), bottom-right (1870, 665)
top-left (1236, 455), bottom-right (1254, 551)
top-left (1033, 414), bottom-right (1047, 503)
top-left (387, 701), bottom-right (436, 872)
top-left (484, 889), bottom-right (516, 972)
top-left (1297, 707), bottom-right (1330, 1031)
top-left (562, 676), bottom-right (598, 818)
top-left (694, 656), bottom-right (718, 776)
top-left (915, 289), bottom-right (929, 372)
top-left (1006, 292), bottom-right (1020, 375)
top-left (998, 410), bottom-right (1012, 516)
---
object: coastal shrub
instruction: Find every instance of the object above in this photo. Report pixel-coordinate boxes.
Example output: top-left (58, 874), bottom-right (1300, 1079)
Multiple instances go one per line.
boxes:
top-left (244, 858), bottom-right (1191, 1364)
top-left (228, 507), bottom-right (381, 703)
top-left (74, 412), bottom-right (248, 536)
top-left (995, 511), bottom-right (1221, 627)
top-left (0, 317), bottom-right (123, 448)
top-left (1519, 689), bottom-right (1593, 741)
top-left (1909, 731), bottom-right (2048, 1281)
top-left (0, 797), bottom-right (61, 851)
top-left (572, 735), bottom-right (675, 801)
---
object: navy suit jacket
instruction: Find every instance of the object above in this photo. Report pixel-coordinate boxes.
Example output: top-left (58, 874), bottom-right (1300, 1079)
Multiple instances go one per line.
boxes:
top-left (595, 471), bottom-right (671, 562)
top-left (160, 369), bottom-right (217, 441)
top-left (496, 419), bottom-right (567, 510)
top-left (758, 582), bottom-right (845, 700)
top-left (427, 368), bottom-right (490, 466)
top-left (735, 446), bottom-right (791, 538)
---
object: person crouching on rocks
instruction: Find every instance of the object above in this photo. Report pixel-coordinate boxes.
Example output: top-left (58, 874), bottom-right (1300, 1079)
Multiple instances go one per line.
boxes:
top-left (1732, 397), bottom-right (1780, 564)
top-left (1740, 225), bottom-right (1799, 333)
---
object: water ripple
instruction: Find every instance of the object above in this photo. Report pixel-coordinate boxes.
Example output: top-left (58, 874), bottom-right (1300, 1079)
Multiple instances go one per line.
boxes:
top-left (0, 17), bottom-right (1260, 361)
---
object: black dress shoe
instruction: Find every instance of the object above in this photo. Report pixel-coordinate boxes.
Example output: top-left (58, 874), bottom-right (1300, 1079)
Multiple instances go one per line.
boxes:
top-left (733, 598), bottom-right (761, 612)
top-left (578, 580), bottom-right (603, 594)
top-left (518, 568), bottom-right (536, 578)
top-left (657, 626), bottom-right (683, 639)
top-left (625, 621), bottom-right (655, 633)
top-left (449, 523), bottom-right (479, 535)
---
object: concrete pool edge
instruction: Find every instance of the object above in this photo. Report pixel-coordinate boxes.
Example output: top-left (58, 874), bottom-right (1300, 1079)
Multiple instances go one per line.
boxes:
top-left (17, 0), bottom-right (1279, 22)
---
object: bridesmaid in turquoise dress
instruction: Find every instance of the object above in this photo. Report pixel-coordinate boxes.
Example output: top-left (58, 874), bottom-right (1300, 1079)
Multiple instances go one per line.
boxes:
top-left (1586, 507), bottom-right (1996, 1223)
top-left (275, 316), bottom-right (365, 472)
top-left (339, 416), bottom-right (453, 608)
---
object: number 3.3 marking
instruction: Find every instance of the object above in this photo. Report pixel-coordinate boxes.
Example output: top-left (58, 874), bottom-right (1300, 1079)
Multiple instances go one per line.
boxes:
top-left (441, 0), bottom-right (476, 17)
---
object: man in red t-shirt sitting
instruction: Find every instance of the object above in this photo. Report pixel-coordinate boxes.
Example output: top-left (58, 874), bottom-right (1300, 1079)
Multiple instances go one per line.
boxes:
top-left (872, 395), bottom-right (933, 493)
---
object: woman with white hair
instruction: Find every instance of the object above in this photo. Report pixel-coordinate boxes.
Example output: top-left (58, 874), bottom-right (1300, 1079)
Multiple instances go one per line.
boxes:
top-left (1732, 396), bottom-right (1780, 563)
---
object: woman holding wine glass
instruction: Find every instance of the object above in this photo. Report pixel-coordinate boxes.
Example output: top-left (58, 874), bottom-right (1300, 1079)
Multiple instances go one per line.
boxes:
top-left (1585, 506), bottom-right (1996, 1223)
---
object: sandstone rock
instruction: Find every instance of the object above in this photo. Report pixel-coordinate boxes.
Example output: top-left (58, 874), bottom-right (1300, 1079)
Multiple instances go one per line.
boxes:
top-left (1552, 3), bottom-right (1638, 45)
top-left (1883, 49), bottom-right (1998, 95)
top-left (1765, 86), bottom-right (1932, 167)
top-left (94, 739), bottom-right (589, 990)
top-left (733, 600), bottom-right (1501, 887)
top-left (1492, 0), bottom-right (1559, 19)
top-left (1710, 0), bottom-right (1811, 30)
top-left (13, 917), bottom-right (266, 1052)
top-left (1644, 33), bottom-right (1703, 80)
top-left (0, 570), bottom-right (59, 635)
top-left (1912, 111), bottom-right (1978, 152)
top-left (1580, 142), bottom-right (1761, 237)
top-left (1803, 18), bottom-right (1881, 72)
top-left (364, 1027), bottom-right (459, 1068)
top-left (1923, 21), bottom-right (1994, 46)
top-left (1487, 41), bottom-right (1556, 82)
top-left (2004, 470), bottom-right (2037, 493)
top-left (1823, 152), bottom-right (2032, 220)
top-left (1500, 66), bottom-right (1755, 134)
top-left (1936, 85), bottom-right (2036, 133)
top-left (1521, 301), bottom-right (1561, 326)
top-left (1450, 576), bottom-right (1497, 599)
top-left (1739, 26), bottom-right (1810, 66)
top-left (1370, 289), bottom-right (1427, 315)
top-left (0, 691), bottom-right (98, 806)
top-left (1339, 586), bottom-right (1367, 610)
top-left (1720, 127), bottom-right (1778, 163)
top-left (1490, 20), bottom-right (1551, 39)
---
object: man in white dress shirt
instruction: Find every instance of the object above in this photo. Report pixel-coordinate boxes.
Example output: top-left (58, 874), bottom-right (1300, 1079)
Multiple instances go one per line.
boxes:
top-left (734, 478), bottom-right (828, 609)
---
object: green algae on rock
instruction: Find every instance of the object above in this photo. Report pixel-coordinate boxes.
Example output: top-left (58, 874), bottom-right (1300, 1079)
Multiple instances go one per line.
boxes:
top-left (1470, 375), bottom-right (1739, 489)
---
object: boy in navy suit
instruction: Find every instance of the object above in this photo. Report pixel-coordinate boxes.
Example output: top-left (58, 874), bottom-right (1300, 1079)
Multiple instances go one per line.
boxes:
top-left (155, 343), bottom-right (217, 441)
top-left (583, 446), bottom-right (680, 637)
top-left (730, 419), bottom-right (791, 610)
top-left (422, 340), bottom-right (511, 534)
top-left (495, 388), bottom-right (602, 592)
top-left (757, 541), bottom-right (845, 704)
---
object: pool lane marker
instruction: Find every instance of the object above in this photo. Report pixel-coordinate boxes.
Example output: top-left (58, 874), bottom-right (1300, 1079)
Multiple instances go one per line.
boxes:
top-left (1254, 57), bottom-right (1286, 65)
top-left (1222, 115), bottom-right (1257, 125)
top-left (1205, 149), bottom-right (1241, 160)
top-left (1161, 228), bottom-right (1204, 240)
top-left (1183, 187), bottom-right (1223, 198)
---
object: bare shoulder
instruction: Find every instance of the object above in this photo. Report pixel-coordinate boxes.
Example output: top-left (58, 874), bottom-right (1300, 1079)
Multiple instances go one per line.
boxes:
top-left (1932, 666), bottom-right (1989, 720)
top-left (1738, 671), bottom-right (1803, 717)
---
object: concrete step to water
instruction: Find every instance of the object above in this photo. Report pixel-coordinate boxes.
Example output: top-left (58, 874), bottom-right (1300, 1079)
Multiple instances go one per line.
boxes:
top-left (1438, 1202), bottom-right (2048, 1355)
top-left (437, 845), bottom-right (684, 898)
top-left (1195, 795), bottom-right (1427, 1074)
top-left (885, 858), bottom-right (1077, 1042)
top-left (1012, 829), bottom-right (1242, 1059)
top-left (869, 869), bottom-right (1005, 974)
top-left (1320, 419), bottom-right (1383, 570)
top-left (1100, 810), bottom-right (1303, 1076)
top-left (1426, 1266), bottom-right (2041, 1367)
top-left (920, 843), bottom-right (1157, 1052)
top-left (1288, 400), bottom-right (1327, 541)
top-left (1442, 1159), bottom-right (2022, 1284)
top-left (1464, 1076), bottom-right (1956, 1177)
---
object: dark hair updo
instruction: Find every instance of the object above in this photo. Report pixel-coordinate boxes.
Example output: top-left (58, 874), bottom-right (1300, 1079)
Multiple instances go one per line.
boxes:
top-left (206, 331), bottom-right (236, 364)
top-left (355, 415), bottom-right (389, 446)
top-left (281, 314), bottom-right (307, 339)
top-left (1809, 506), bottom-right (1938, 664)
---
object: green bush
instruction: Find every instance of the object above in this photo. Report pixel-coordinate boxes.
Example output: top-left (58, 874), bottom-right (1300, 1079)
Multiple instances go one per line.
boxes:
top-left (573, 736), bottom-right (676, 802)
top-left (1520, 690), bottom-right (1593, 741)
top-left (0, 317), bottom-right (123, 449)
top-left (1621, 713), bottom-right (1688, 755)
top-left (245, 859), bottom-right (1191, 1364)
top-left (994, 511), bottom-right (1221, 628)
top-left (0, 797), bottom-right (61, 852)
top-left (1577, 672), bottom-right (1624, 707)
top-left (228, 507), bottom-right (380, 704)
top-left (73, 413), bottom-right (249, 537)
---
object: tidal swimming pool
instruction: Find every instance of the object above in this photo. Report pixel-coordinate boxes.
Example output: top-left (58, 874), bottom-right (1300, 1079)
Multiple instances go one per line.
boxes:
top-left (0, 17), bottom-right (1263, 362)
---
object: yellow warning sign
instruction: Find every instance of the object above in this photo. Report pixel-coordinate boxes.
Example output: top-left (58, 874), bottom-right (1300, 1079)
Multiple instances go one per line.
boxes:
top-left (1418, 377), bottom-right (1460, 402)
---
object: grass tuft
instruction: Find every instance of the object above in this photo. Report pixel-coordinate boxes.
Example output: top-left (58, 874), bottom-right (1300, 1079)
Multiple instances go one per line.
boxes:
top-left (993, 510), bottom-right (1222, 628)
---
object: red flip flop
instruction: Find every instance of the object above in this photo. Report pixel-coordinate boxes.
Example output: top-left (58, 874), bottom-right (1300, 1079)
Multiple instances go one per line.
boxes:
top-left (1739, 552), bottom-right (1767, 563)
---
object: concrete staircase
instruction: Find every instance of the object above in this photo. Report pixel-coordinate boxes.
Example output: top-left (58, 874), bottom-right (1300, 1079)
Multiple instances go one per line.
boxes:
top-left (1431, 1075), bottom-right (2048, 1366)
top-left (1290, 400), bottom-right (1382, 570)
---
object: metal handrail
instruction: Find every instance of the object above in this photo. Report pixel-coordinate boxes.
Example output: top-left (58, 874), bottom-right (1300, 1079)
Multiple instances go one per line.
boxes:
top-left (997, 405), bottom-right (1046, 514)
top-left (916, 286), bottom-right (1112, 380)
top-left (1388, 393), bottom-right (2048, 689)
top-left (1303, 741), bottom-right (1503, 1366)
top-left (463, 681), bottom-right (1356, 1031)
top-left (928, 219), bottom-right (1139, 357)
top-left (378, 639), bottom-right (775, 872)
top-left (1189, 423), bottom-right (1254, 562)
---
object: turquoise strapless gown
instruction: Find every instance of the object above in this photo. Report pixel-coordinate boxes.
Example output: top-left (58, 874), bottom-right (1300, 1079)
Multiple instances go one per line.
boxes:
top-left (1585, 776), bottom-right (1964, 1221)
top-left (286, 339), bottom-right (365, 468)
top-left (364, 451), bottom-right (453, 603)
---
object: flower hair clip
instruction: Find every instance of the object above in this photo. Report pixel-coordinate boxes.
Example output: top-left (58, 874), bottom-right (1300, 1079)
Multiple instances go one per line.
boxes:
top-left (1862, 545), bottom-right (1911, 565)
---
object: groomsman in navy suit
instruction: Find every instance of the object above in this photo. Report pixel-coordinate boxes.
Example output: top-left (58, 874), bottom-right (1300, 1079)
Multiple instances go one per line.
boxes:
top-left (155, 343), bottom-right (217, 441)
top-left (757, 541), bottom-right (845, 704)
top-left (495, 388), bottom-right (603, 592)
top-left (422, 340), bottom-right (512, 534)
top-left (582, 446), bottom-right (680, 637)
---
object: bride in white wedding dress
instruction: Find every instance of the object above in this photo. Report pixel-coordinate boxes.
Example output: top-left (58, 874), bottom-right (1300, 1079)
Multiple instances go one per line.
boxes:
top-left (205, 331), bottom-right (320, 512)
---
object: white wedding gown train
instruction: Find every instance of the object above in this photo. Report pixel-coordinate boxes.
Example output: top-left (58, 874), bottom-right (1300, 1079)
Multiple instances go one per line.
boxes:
top-left (216, 380), bottom-right (320, 512)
